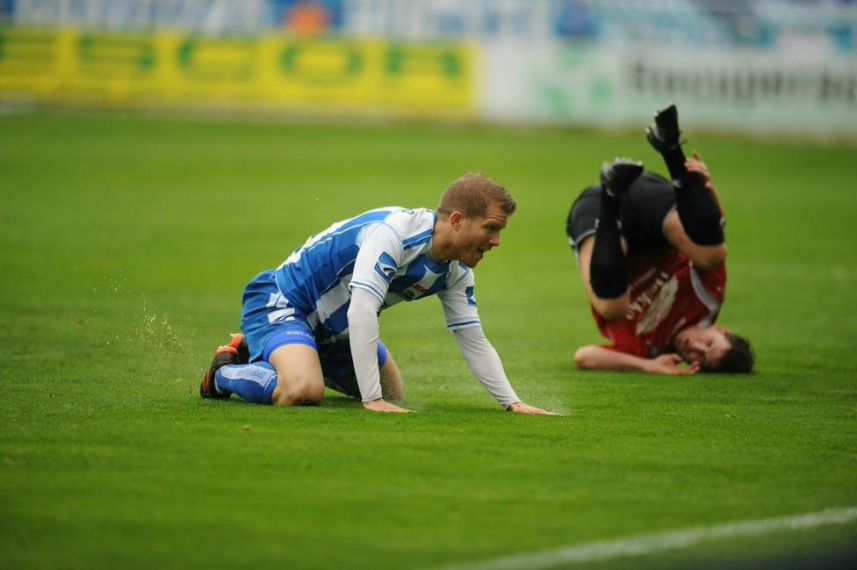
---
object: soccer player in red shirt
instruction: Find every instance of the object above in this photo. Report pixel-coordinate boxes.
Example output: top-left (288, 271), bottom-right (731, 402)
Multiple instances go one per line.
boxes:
top-left (566, 104), bottom-right (754, 375)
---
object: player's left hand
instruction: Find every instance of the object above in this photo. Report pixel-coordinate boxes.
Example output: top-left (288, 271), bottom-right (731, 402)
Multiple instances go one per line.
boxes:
top-left (647, 354), bottom-right (700, 375)
top-left (363, 399), bottom-right (411, 413)
top-left (508, 402), bottom-right (560, 416)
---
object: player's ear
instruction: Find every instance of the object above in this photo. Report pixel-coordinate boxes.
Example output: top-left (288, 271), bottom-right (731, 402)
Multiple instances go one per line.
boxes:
top-left (449, 210), bottom-right (463, 230)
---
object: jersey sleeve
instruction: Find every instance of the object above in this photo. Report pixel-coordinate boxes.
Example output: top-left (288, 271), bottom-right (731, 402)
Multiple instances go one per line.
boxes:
top-left (691, 263), bottom-right (727, 327)
top-left (452, 326), bottom-right (520, 409)
top-left (349, 223), bottom-right (404, 302)
top-left (437, 262), bottom-right (481, 331)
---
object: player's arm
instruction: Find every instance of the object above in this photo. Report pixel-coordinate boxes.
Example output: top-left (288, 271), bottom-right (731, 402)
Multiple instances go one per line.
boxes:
top-left (348, 224), bottom-right (410, 413)
top-left (453, 327), bottom-right (555, 415)
top-left (663, 153), bottom-right (727, 272)
top-left (346, 289), bottom-right (408, 413)
top-left (574, 345), bottom-right (699, 375)
top-left (439, 271), bottom-right (556, 415)
top-left (577, 236), bottom-right (630, 320)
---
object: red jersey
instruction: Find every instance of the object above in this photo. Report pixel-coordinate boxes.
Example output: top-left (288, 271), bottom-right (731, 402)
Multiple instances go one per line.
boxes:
top-left (594, 250), bottom-right (726, 358)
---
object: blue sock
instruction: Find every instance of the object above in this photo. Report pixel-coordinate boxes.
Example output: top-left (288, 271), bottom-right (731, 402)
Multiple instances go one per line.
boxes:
top-left (214, 363), bottom-right (278, 405)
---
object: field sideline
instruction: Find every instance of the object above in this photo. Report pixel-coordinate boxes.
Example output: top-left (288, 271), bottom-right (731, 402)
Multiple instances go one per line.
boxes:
top-left (1, 111), bottom-right (855, 569)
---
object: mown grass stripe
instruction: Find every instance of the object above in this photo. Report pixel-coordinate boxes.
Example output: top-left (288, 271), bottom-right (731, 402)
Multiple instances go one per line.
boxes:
top-left (437, 506), bottom-right (857, 570)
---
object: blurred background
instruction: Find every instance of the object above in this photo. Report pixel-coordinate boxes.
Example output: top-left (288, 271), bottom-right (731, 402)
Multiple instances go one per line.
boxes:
top-left (1, 0), bottom-right (856, 138)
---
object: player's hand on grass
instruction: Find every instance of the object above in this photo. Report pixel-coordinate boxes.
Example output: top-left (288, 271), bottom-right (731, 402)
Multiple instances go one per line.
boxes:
top-left (507, 402), bottom-right (559, 416)
top-left (363, 399), bottom-right (411, 413)
top-left (646, 354), bottom-right (699, 375)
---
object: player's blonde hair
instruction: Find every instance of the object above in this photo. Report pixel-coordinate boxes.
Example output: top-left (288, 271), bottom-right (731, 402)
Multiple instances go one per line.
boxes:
top-left (437, 173), bottom-right (516, 219)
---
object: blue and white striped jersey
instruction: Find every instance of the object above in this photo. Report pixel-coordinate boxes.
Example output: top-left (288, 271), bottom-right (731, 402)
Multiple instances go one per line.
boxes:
top-left (272, 207), bottom-right (480, 346)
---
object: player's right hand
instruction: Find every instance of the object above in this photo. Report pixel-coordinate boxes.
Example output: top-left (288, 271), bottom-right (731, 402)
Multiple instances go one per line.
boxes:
top-left (363, 399), bottom-right (411, 413)
top-left (507, 402), bottom-right (561, 416)
top-left (646, 354), bottom-right (700, 375)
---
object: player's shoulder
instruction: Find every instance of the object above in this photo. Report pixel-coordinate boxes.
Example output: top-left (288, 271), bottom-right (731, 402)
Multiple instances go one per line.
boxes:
top-left (355, 207), bottom-right (436, 254)
top-left (340, 207), bottom-right (401, 236)
top-left (353, 207), bottom-right (433, 235)
top-left (380, 207), bottom-right (435, 239)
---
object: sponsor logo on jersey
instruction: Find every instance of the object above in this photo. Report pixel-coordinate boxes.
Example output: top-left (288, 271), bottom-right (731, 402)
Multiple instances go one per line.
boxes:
top-left (465, 286), bottom-right (477, 306)
top-left (636, 275), bottom-right (679, 335)
top-left (374, 252), bottom-right (398, 283)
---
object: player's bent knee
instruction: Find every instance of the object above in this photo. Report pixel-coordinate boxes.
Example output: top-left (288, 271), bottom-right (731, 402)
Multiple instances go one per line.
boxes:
top-left (592, 298), bottom-right (629, 321)
top-left (270, 376), bottom-right (324, 406)
top-left (268, 343), bottom-right (325, 406)
top-left (598, 307), bottom-right (628, 321)
top-left (693, 246), bottom-right (727, 272)
top-left (271, 383), bottom-right (323, 406)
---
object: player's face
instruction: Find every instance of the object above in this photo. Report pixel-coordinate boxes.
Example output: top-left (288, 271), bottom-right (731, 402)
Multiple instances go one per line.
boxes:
top-left (674, 326), bottom-right (731, 369)
top-left (454, 202), bottom-right (508, 268)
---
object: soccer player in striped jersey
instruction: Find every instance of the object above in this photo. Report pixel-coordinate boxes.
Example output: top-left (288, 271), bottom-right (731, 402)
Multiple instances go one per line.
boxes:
top-left (201, 173), bottom-right (555, 414)
top-left (566, 104), bottom-right (754, 375)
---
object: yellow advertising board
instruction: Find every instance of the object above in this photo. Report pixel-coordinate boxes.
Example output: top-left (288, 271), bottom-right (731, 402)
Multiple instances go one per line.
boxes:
top-left (0, 28), bottom-right (475, 118)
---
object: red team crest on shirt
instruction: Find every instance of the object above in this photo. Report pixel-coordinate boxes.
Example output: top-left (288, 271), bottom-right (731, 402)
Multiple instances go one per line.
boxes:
top-left (594, 250), bottom-right (726, 358)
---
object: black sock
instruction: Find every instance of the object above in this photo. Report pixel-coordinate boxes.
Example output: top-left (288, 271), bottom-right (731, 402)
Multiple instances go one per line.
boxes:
top-left (662, 147), bottom-right (725, 246)
top-left (661, 146), bottom-right (688, 182)
top-left (590, 188), bottom-right (628, 299)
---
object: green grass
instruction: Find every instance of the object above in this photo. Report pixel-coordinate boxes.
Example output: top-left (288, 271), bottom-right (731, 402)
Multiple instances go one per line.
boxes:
top-left (1, 111), bottom-right (855, 569)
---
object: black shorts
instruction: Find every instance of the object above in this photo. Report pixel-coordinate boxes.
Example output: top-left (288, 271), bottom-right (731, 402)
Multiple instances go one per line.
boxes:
top-left (565, 172), bottom-right (676, 258)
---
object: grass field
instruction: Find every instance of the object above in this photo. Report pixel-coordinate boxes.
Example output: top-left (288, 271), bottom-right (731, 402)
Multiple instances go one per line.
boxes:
top-left (1, 111), bottom-right (855, 569)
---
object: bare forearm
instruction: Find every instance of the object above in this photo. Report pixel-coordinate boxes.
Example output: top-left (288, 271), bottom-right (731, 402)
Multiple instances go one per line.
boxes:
top-left (574, 345), bottom-right (651, 372)
top-left (575, 345), bottom-right (698, 375)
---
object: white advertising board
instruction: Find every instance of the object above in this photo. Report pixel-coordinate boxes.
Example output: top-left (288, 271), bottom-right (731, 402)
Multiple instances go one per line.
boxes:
top-left (482, 42), bottom-right (857, 137)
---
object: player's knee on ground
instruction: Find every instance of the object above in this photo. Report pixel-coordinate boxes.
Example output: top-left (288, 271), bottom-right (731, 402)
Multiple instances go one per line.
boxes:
top-left (267, 343), bottom-right (325, 406)
top-left (270, 376), bottom-right (324, 406)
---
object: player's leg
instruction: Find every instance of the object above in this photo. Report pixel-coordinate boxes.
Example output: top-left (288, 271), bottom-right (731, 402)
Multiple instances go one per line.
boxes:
top-left (567, 183), bottom-right (624, 318)
top-left (200, 333), bottom-right (250, 400)
top-left (661, 210), bottom-right (726, 272)
top-left (200, 270), bottom-right (324, 406)
top-left (206, 339), bottom-right (324, 406)
top-left (647, 104), bottom-right (724, 247)
top-left (567, 186), bottom-right (608, 307)
top-left (576, 236), bottom-right (628, 320)
top-left (585, 159), bottom-right (643, 318)
top-left (248, 301), bottom-right (324, 406)
top-left (204, 332), bottom-right (324, 406)
top-left (566, 160), bottom-right (641, 319)
top-left (267, 344), bottom-right (325, 406)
